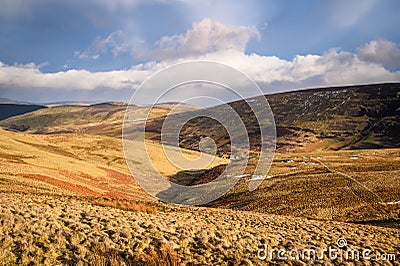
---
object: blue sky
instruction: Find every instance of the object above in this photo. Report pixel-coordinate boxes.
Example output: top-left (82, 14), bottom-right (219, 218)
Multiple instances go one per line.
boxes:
top-left (0, 0), bottom-right (399, 103)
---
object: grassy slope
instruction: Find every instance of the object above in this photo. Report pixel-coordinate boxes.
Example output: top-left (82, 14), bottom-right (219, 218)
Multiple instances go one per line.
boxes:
top-left (267, 83), bottom-right (400, 151)
top-left (1, 192), bottom-right (399, 265)
top-left (207, 149), bottom-right (400, 224)
top-left (0, 103), bottom-right (46, 121)
top-left (0, 105), bottom-right (125, 135)
top-left (1, 128), bottom-right (398, 224)
top-left (0, 129), bottom-right (226, 199)
top-left (145, 83), bottom-right (400, 153)
top-left (0, 103), bottom-right (199, 137)
top-left (0, 91), bottom-right (399, 264)
top-left (2, 83), bottom-right (399, 153)
top-left (0, 129), bottom-right (147, 200)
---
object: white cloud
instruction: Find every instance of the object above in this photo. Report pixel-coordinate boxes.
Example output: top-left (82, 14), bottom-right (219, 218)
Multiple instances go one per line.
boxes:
top-left (2, 42), bottom-right (399, 98)
top-left (0, 62), bottom-right (152, 91)
top-left (79, 18), bottom-right (260, 61)
top-left (357, 40), bottom-right (400, 70)
top-left (149, 18), bottom-right (260, 59)
top-left (194, 48), bottom-right (400, 89)
top-left (0, 36), bottom-right (400, 103)
top-left (77, 30), bottom-right (128, 59)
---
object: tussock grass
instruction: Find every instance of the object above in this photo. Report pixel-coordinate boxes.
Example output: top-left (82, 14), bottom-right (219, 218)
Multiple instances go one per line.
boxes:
top-left (134, 245), bottom-right (180, 266)
top-left (88, 243), bottom-right (180, 266)
top-left (91, 198), bottom-right (158, 214)
top-left (209, 149), bottom-right (400, 223)
top-left (1, 192), bottom-right (399, 265)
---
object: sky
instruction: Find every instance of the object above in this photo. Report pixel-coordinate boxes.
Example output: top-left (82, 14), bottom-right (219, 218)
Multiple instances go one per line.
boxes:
top-left (0, 0), bottom-right (399, 103)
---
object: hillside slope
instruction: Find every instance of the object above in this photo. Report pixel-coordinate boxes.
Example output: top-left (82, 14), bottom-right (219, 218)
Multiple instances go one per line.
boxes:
top-left (144, 83), bottom-right (400, 153)
top-left (0, 103), bottom-right (198, 137)
top-left (0, 103), bottom-right (46, 121)
top-left (0, 129), bottom-right (148, 200)
top-left (268, 83), bottom-right (400, 151)
top-left (0, 128), bottom-right (226, 198)
top-left (207, 148), bottom-right (400, 224)
top-left (1, 192), bottom-right (399, 265)
top-left (2, 83), bottom-right (399, 152)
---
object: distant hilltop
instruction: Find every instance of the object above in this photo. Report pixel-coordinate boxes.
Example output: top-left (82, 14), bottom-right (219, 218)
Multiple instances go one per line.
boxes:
top-left (1, 82), bottom-right (399, 152)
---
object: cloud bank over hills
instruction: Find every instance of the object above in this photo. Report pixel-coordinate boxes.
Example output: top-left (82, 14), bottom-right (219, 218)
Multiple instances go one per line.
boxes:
top-left (1, 0), bottom-right (399, 103)
top-left (1, 22), bottom-right (399, 103)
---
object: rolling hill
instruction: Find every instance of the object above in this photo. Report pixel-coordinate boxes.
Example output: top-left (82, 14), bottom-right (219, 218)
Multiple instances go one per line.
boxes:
top-left (144, 82), bottom-right (400, 153)
top-left (268, 82), bottom-right (400, 151)
top-left (2, 83), bottom-right (399, 152)
top-left (1, 83), bottom-right (399, 223)
top-left (0, 128), bottom-right (148, 200)
top-left (0, 127), bottom-right (225, 199)
top-left (1, 84), bottom-right (399, 264)
top-left (0, 102), bottom-right (199, 136)
top-left (141, 83), bottom-right (400, 223)
top-left (0, 103), bottom-right (46, 121)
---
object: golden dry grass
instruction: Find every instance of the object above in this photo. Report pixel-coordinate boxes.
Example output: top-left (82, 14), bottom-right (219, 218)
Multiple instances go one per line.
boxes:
top-left (91, 198), bottom-right (158, 215)
top-left (145, 140), bottom-right (229, 177)
top-left (87, 242), bottom-right (180, 266)
top-left (0, 192), bottom-right (399, 265)
top-left (0, 128), bottom-right (399, 264)
top-left (0, 129), bottom-right (227, 201)
top-left (0, 103), bottom-right (200, 137)
top-left (0, 129), bottom-right (150, 200)
top-left (1, 128), bottom-right (399, 225)
top-left (209, 148), bottom-right (400, 225)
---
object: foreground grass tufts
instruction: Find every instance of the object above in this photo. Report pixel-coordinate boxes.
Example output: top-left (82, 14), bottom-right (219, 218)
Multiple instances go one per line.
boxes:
top-left (91, 198), bottom-right (158, 215)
